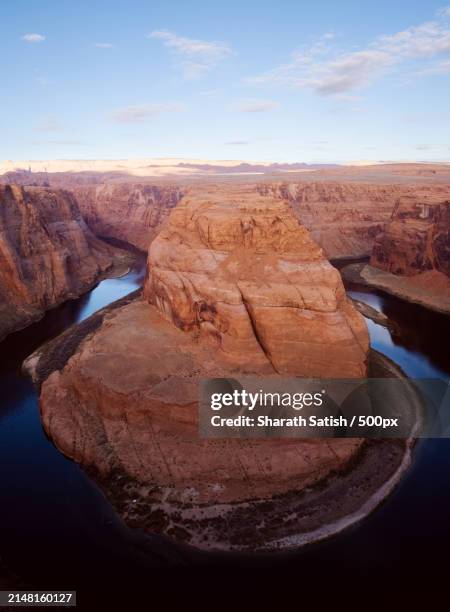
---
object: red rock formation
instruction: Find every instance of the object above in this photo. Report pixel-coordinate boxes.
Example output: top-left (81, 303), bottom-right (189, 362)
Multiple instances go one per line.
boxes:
top-left (0, 184), bottom-right (123, 340)
top-left (340, 197), bottom-right (450, 313)
top-left (39, 298), bottom-right (364, 509)
top-left (145, 185), bottom-right (368, 377)
top-left (74, 184), bottom-right (183, 251)
top-left (36, 185), bottom-right (370, 550)
top-left (261, 182), bottom-right (450, 259)
top-left (371, 197), bottom-right (450, 277)
top-left (8, 170), bottom-right (449, 262)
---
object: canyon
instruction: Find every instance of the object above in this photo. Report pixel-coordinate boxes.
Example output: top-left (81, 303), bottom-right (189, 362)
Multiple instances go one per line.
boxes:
top-left (24, 184), bottom-right (414, 550)
top-left (260, 182), bottom-right (430, 259)
top-left (48, 180), bottom-right (450, 260)
top-left (74, 184), bottom-right (183, 251)
top-left (3, 162), bottom-right (450, 263)
top-left (342, 196), bottom-right (450, 314)
top-left (1, 161), bottom-right (449, 550)
top-left (76, 181), bottom-right (400, 259)
top-left (0, 184), bottom-right (130, 341)
top-left (371, 197), bottom-right (450, 276)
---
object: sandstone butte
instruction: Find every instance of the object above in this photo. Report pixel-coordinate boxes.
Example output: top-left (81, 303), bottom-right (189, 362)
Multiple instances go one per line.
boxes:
top-left (38, 185), bottom-right (371, 549)
top-left (0, 184), bottom-right (127, 341)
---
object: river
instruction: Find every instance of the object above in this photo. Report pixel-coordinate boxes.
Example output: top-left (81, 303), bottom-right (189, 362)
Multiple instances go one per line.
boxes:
top-left (0, 259), bottom-right (449, 609)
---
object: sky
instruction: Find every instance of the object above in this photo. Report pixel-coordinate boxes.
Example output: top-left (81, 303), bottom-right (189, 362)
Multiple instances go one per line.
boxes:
top-left (2, 0), bottom-right (450, 163)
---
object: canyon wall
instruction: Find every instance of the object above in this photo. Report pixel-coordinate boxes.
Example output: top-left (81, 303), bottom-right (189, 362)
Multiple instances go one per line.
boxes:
top-left (74, 184), bottom-right (184, 251)
top-left (75, 181), bottom-right (404, 259)
top-left (0, 184), bottom-right (122, 340)
top-left (261, 182), bottom-right (450, 260)
top-left (371, 197), bottom-right (450, 277)
top-left (7, 176), bottom-right (448, 263)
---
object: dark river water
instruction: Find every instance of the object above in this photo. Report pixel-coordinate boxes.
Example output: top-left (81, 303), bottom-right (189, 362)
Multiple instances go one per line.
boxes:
top-left (0, 259), bottom-right (449, 610)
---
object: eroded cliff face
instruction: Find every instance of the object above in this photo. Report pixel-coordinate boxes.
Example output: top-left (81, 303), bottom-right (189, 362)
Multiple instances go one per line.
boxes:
top-left (17, 179), bottom-right (450, 264)
top-left (261, 182), bottom-right (450, 260)
top-left (340, 196), bottom-right (450, 313)
top-left (0, 184), bottom-right (122, 340)
top-left (145, 185), bottom-right (368, 377)
top-left (36, 185), bottom-right (370, 549)
top-left (371, 197), bottom-right (450, 277)
top-left (74, 184), bottom-right (183, 251)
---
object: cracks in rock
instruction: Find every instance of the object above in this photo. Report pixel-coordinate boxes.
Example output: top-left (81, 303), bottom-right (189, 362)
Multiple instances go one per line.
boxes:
top-left (236, 283), bottom-right (279, 374)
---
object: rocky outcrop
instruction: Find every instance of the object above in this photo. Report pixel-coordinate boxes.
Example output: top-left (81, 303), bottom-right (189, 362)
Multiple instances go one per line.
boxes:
top-left (0, 184), bottom-right (127, 340)
top-left (371, 198), bottom-right (450, 277)
top-left (346, 197), bottom-right (450, 313)
top-left (260, 182), bottom-right (450, 259)
top-left (74, 184), bottom-right (183, 251)
top-left (145, 185), bottom-right (368, 377)
top-left (34, 185), bottom-right (374, 549)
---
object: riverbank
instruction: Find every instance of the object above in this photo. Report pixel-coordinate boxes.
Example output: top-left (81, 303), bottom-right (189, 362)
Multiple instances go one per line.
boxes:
top-left (91, 349), bottom-right (420, 552)
top-left (0, 243), bottom-right (136, 344)
top-left (23, 287), bottom-right (421, 551)
top-left (2, 253), bottom-right (449, 607)
top-left (22, 289), bottom-right (141, 387)
top-left (342, 263), bottom-right (450, 315)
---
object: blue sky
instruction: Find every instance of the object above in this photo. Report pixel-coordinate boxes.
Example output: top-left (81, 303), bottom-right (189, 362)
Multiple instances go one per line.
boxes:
top-left (2, 0), bottom-right (450, 162)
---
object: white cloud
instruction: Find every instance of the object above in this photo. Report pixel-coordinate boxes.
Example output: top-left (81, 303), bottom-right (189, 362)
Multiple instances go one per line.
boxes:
top-left (225, 140), bottom-right (249, 145)
top-left (148, 29), bottom-right (232, 78)
top-left (111, 103), bottom-right (185, 123)
top-left (233, 100), bottom-right (279, 112)
top-left (22, 33), bottom-right (45, 43)
top-left (246, 9), bottom-right (450, 95)
top-left (94, 42), bottom-right (114, 49)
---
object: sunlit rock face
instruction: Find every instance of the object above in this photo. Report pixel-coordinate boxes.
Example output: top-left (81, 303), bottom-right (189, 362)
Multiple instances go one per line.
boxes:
top-left (0, 184), bottom-right (117, 340)
top-left (145, 185), bottom-right (369, 377)
top-left (371, 197), bottom-right (450, 277)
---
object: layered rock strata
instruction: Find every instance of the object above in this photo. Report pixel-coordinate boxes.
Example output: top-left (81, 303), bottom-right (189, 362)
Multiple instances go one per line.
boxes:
top-left (7, 176), bottom-right (449, 263)
top-left (0, 184), bottom-right (126, 340)
top-left (144, 186), bottom-right (368, 376)
top-left (261, 182), bottom-right (450, 259)
top-left (340, 198), bottom-right (450, 314)
top-left (371, 198), bottom-right (450, 277)
top-left (37, 186), bottom-right (374, 549)
top-left (75, 184), bottom-right (183, 251)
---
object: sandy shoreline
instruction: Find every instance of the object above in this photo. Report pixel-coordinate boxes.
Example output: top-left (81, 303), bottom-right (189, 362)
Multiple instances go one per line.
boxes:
top-left (342, 263), bottom-right (450, 315)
